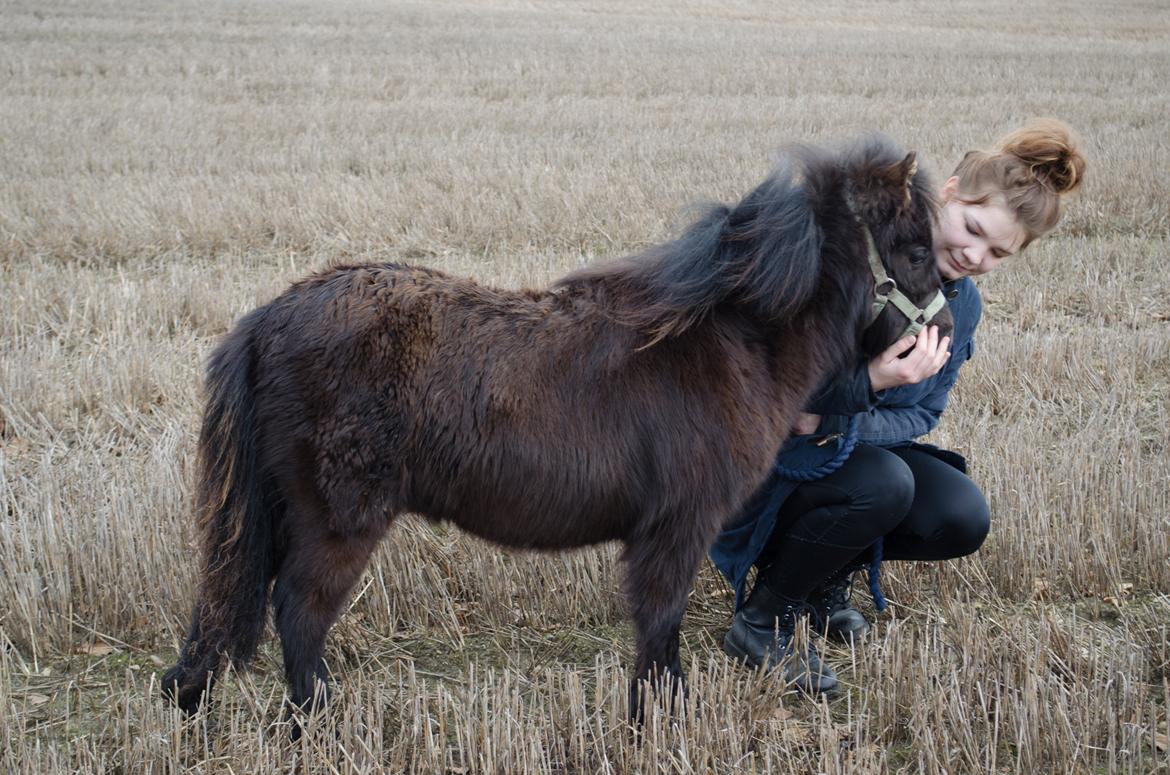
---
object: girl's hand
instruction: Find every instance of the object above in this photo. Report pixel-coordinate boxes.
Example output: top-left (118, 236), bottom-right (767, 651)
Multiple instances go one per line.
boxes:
top-left (868, 326), bottom-right (952, 392)
top-left (792, 412), bottom-right (821, 435)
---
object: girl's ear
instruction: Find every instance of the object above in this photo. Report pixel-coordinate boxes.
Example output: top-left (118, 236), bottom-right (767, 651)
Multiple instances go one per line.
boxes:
top-left (940, 176), bottom-right (961, 203)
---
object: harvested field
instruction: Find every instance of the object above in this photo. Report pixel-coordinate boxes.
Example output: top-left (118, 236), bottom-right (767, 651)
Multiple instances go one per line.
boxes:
top-left (1, 0), bottom-right (1168, 772)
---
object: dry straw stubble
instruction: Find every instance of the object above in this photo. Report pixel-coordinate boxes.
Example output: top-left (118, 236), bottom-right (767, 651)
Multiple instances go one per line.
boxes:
top-left (2, 0), bottom-right (1169, 772)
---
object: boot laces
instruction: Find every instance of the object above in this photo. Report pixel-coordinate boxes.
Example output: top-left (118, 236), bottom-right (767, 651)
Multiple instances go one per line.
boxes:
top-left (812, 571), bottom-right (854, 617)
top-left (765, 601), bottom-right (816, 663)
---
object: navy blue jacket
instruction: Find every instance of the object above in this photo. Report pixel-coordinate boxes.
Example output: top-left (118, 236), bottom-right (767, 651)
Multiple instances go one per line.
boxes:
top-left (709, 277), bottom-right (982, 604)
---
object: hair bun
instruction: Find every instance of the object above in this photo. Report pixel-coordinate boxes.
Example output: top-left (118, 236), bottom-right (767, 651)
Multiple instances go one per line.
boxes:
top-left (998, 118), bottom-right (1085, 195)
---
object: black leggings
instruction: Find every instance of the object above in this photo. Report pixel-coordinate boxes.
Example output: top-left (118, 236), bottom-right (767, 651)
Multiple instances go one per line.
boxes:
top-left (758, 444), bottom-right (991, 600)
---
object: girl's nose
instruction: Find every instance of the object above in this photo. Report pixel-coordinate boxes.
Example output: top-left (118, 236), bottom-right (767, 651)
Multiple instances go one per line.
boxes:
top-left (963, 242), bottom-right (987, 266)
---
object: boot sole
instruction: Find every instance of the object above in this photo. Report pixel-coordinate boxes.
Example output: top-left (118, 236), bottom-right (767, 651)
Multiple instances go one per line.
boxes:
top-left (723, 632), bottom-right (839, 695)
top-left (825, 624), bottom-right (870, 644)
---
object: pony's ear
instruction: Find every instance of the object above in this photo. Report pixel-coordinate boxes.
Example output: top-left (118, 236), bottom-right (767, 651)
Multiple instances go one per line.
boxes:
top-left (870, 151), bottom-right (917, 211)
top-left (849, 149), bottom-right (919, 219)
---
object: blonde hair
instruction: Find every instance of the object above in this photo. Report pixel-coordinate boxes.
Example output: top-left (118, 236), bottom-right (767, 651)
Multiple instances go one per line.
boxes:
top-left (951, 118), bottom-right (1086, 247)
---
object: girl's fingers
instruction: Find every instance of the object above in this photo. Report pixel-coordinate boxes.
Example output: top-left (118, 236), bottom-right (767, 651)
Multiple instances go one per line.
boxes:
top-left (916, 326), bottom-right (937, 358)
top-left (900, 332), bottom-right (924, 365)
top-left (929, 339), bottom-right (952, 375)
top-left (910, 328), bottom-right (946, 379)
top-left (901, 337), bottom-right (927, 369)
top-left (881, 328), bottom-right (953, 386)
top-left (885, 335), bottom-right (917, 362)
top-left (896, 329), bottom-right (926, 372)
top-left (932, 337), bottom-right (952, 370)
top-left (918, 326), bottom-right (935, 356)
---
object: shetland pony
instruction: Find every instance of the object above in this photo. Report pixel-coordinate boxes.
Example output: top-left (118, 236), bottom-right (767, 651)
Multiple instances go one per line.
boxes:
top-left (163, 136), bottom-right (951, 725)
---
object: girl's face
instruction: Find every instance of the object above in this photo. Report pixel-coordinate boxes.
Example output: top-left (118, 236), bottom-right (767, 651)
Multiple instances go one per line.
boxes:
top-left (934, 176), bottom-right (1028, 281)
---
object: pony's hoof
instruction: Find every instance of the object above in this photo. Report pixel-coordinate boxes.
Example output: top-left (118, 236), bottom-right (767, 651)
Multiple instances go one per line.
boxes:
top-left (160, 666), bottom-right (209, 714)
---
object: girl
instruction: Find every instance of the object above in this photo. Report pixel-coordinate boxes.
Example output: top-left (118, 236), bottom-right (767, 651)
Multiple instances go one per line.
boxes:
top-left (710, 119), bottom-right (1086, 692)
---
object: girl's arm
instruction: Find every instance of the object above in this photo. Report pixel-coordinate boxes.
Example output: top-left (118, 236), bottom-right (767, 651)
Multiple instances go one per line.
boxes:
top-left (802, 326), bottom-right (953, 430)
top-left (823, 337), bottom-right (974, 445)
top-left (805, 325), bottom-right (953, 416)
top-left (814, 280), bottom-right (981, 444)
top-left (804, 360), bottom-right (882, 416)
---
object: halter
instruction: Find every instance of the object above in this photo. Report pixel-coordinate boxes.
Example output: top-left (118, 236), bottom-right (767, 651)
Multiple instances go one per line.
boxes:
top-left (858, 225), bottom-right (948, 338)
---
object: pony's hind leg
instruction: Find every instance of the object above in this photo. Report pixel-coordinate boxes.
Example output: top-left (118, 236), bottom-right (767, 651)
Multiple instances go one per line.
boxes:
top-left (622, 519), bottom-right (710, 723)
top-left (272, 503), bottom-right (387, 734)
top-left (161, 603), bottom-right (222, 714)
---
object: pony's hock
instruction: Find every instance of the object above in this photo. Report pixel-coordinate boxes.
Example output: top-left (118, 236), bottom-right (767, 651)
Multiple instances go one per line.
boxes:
top-left (162, 135), bottom-right (951, 725)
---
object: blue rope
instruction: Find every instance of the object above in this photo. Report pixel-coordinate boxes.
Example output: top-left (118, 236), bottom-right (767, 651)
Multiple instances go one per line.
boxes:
top-left (773, 415), bottom-right (888, 612)
top-left (772, 415), bottom-right (860, 481)
top-left (867, 537), bottom-right (888, 612)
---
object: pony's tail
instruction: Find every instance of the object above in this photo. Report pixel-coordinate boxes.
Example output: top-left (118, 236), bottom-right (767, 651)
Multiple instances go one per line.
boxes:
top-left (163, 309), bottom-right (278, 713)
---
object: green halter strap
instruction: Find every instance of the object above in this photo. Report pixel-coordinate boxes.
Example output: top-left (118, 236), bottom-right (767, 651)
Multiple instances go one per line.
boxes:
top-left (859, 225), bottom-right (948, 339)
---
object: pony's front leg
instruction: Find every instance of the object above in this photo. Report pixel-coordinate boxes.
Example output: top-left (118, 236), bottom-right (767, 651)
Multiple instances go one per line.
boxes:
top-left (622, 520), bottom-right (709, 724)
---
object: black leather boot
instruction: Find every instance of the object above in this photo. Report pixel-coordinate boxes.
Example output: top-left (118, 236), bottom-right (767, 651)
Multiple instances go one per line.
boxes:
top-left (722, 582), bottom-right (838, 694)
top-left (808, 568), bottom-right (870, 643)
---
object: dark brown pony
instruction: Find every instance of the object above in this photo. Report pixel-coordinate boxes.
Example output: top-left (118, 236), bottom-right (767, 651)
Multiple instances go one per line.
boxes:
top-left (162, 136), bottom-right (951, 725)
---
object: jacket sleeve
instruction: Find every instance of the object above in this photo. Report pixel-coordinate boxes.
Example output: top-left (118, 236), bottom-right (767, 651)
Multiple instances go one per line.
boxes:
top-left (817, 278), bottom-right (983, 445)
top-left (847, 337), bottom-right (973, 445)
top-left (804, 360), bottom-right (882, 415)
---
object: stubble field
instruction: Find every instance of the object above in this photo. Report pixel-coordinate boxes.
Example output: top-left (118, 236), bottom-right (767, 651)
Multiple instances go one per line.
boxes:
top-left (2, 0), bottom-right (1169, 772)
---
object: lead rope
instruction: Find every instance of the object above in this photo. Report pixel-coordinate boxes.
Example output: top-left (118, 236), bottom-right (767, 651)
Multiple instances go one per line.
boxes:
top-left (773, 416), bottom-right (860, 482)
top-left (868, 537), bottom-right (888, 612)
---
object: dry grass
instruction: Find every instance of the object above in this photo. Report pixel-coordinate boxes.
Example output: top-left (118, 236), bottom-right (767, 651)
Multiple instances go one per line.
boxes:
top-left (2, 0), bottom-right (1169, 771)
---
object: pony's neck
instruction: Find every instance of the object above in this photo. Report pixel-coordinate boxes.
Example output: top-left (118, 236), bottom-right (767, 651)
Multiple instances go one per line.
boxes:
top-left (772, 239), bottom-right (871, 396)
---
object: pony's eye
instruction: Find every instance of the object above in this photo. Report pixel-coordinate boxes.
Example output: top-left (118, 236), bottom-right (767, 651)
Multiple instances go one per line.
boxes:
top-left (909, 246), bottom-right (932, 264)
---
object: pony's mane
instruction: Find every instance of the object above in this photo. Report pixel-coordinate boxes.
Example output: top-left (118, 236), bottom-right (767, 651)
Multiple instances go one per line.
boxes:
top-left (556, 156), bottom-right (822, 347)
top-left (557, 135), bottom-right (937, 350)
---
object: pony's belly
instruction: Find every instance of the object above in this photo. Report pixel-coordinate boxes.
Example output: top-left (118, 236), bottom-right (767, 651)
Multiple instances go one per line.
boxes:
top-left (427, 498), bottom-right (627, 552)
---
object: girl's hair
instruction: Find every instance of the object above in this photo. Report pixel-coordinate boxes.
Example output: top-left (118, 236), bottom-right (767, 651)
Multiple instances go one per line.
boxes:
top-left (951, 118), bottom-right (1086, 246)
